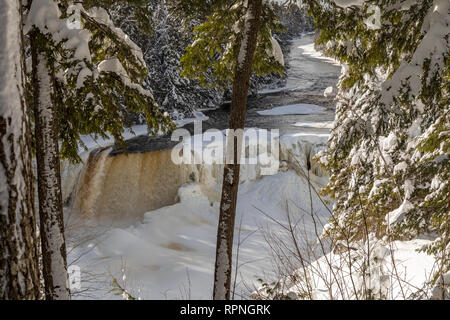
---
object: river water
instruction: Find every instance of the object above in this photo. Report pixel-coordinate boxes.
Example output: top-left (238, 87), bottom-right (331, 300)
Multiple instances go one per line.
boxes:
top-left (286, 34), bottom-right (341, 93)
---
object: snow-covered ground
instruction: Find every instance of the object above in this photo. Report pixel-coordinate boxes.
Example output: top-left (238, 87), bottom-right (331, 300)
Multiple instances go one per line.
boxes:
top-left (66, 128), bottom-right (439, 300)
top-left (67, 166), bottom-right (330, 299)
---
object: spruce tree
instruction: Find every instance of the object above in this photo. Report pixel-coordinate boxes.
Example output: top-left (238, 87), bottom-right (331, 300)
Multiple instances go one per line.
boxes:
top-left (303, 0), bottom-right (449, 279)
top-left (0, 0), bottom-right (40, 300)
top-left (110, 0), bottom-right (223, 120)
top-left (213, 0), bottom-right (264, 300)
top-left (173, 0), bottom-right (285, 299)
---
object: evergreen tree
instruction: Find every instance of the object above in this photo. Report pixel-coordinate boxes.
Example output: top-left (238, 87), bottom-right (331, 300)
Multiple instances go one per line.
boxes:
top-left (111, 1), bottom-right (312, 117)
top-left (303, 0), bottom-right (449, 279)
top-left (0, 0), bottom-right (40, 299)
top-left (110, 0), bottom-right (224, 120)
top-left (24, 0), bottom-right (173, 299)
top-left (30, 26), bottom-right (70, 299)
top-left (213, 0), bottom-right (264, 299)
top-left (172, 0), bottom-right (285, 299)
top-left (178, 0), bottom-right (285, 89)
top-left (250, 1), bottom-right (315, 93)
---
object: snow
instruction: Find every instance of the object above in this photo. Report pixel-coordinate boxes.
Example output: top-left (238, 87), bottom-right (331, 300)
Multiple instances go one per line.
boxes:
top-left (323, 86), bottom-right (336, 97)
top-left (333, 0), bottom-right (365, 8)
top-left (170, 127), bottom-right (281, 178)
top-left (267, 34), bottom-right (341, 95)
top-left (0, 0), bottom-right (34, 296)
top-left (64, 128), bottom-right (334, 299)
top-left (393, 161), bottom-right (408, 174)
top-left (35, 53), bottom-right (70, 299)
top-left (87, 7), bottom-right (146, 66)
top-left (293, 121), bottom-right (333, 129)
top-left (76, 67), bottom-right (92, 89)
top-left (67, 167), bottom-right (331, 299)
top-left (380, 132), bottom-right (398, 152)
top-left (174, 111), bottom-right (209, 127)
top-left (281, 132), bottom-right (329, 146)
top-left (25, 0), bottom-right (63, 35)
top-left (64, 125), bottom-right (439, 300)
top-left (237, 2), bottom-right (253, 68)
top-left (257, 104), bottom-right (326, 116)
top-left (25, 1), bottom-right (93, 63)
top-left (215, 233), bottom-right (231, 299)
top-left (0, 0), bottom-right (24, 216)
top-left (381, 0), bottom-right (450, 105)
top-left (387, 200), bottom-right (414, 226)
top-left (55, 18), bottom-right (443, 300)
top-left (77, 110), bottom-right (209, 154)
top-left (297, 42), bottom-right (340, 67)
top-left (25, 1), bottom-right (151, 102)
top-left (281, 238), bottom-right (437, 300)
top-left (97, 57), bottom-right (152, 97)
top-left (269, 36), bottom-right (284, 67)
top-left (79, 124), bottom-right (150, 152)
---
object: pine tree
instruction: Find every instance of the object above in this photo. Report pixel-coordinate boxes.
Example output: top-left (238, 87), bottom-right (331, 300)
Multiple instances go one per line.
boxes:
top-left (172, 0), bottom-right (285, 299)
top-left (213, 0), bottom-right (264, 300)
top-left (24, 0), bottom-right (173, 299)
top-left (0, 0), bottom-right (40, 299)
top-left (178, 0), bottom-right (285, 89)
top-left (30, 27), bottom-right (70, 299)
top-left (110, 0), bottom-right (224, 120)
top-left (303, 0), bottom-right (449, 279)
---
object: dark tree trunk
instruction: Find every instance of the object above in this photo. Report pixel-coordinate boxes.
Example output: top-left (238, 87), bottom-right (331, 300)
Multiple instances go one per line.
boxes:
top-left (213, 0), bottom-right (263, 300)
top-left (0, 0), bottom-right (41, 299)
top-left (30, 32), bottom-right (70, 300)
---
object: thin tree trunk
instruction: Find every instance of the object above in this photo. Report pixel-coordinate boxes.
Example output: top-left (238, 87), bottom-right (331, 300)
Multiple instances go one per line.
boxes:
top-left (31, 32), bottom-right (70, 300)
top-left (0, 0), bottom-right (40, 299)
top-left (213, 0), bottom-right (263, 300)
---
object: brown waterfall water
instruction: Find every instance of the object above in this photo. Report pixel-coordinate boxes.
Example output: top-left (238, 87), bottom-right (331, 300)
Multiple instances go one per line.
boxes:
top-left (64, 134), bottom-right (329, 223)
top-left (71, 148), bottom-right (195, 220)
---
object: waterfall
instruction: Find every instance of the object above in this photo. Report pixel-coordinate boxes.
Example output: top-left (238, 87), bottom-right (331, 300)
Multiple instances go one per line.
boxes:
top-left (62, 134), bottom-right (329, 222)
top-left (72, 147), bottom-right (113, 218)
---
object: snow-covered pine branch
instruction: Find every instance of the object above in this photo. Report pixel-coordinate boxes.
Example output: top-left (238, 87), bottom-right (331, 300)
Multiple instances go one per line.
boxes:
top-left (180, 0), bottom-right (285, 89)
top-left (303, 0), bottom-right (449, 279)
top-left (25, 0), bottom-right (173, 163)
top-left (109, 0), bottom-right (224, 120)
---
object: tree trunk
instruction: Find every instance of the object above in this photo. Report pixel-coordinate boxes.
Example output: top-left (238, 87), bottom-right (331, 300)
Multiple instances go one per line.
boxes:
top-left (0, 0), bottom-right (41, 299)
top-left (31, 32), bottom-right (70, 300)
top-left (213, 0), bottom-right (263, 300)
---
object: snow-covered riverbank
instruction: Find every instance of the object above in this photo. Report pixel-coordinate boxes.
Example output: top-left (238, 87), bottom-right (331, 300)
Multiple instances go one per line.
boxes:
top-left (62, 33), bottom-right (439, 300)
top-left (67, 163), bottom-right (330, 299)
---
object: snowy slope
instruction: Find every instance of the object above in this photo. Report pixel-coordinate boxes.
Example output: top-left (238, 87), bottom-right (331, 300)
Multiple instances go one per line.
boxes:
top-left (67, 169), bottom-right (330, 299)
